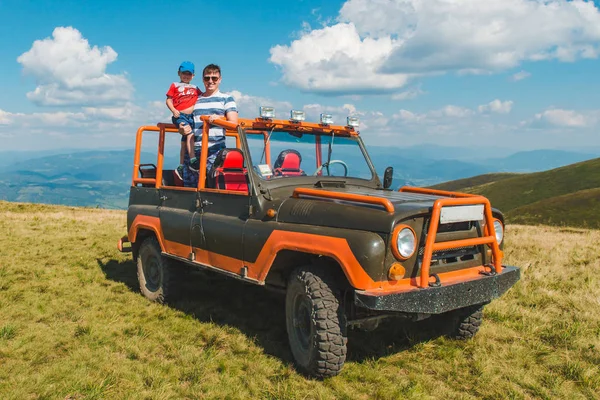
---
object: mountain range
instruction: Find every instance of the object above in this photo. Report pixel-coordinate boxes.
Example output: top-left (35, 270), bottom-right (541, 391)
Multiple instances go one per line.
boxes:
top-left (0, 146), bottom-right (598, 210)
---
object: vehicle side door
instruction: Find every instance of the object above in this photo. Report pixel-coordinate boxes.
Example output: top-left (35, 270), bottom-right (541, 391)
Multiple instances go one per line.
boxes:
top-left (190, 190), bottom-right (250, 275)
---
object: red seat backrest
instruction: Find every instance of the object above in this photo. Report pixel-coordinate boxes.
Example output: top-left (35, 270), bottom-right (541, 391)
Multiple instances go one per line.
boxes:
top-left (209, 148), bottom-right (248, 192)
top-left (273, 149), bottom-right (305, 177)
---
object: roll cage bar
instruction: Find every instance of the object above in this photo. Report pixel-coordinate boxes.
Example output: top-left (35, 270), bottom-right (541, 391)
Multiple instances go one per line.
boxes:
top-left (131, 117), bottom-right (373, 190)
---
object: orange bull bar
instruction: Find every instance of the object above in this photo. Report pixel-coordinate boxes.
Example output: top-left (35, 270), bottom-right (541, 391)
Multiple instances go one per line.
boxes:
top-left (399, 186), bottom-right (503, 288)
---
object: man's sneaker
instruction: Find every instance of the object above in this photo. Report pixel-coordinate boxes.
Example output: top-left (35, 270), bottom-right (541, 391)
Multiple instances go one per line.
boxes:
top-left (189, 157), bottom-right (199, 172)
top-left (174, 165), bottom-right (184, 180)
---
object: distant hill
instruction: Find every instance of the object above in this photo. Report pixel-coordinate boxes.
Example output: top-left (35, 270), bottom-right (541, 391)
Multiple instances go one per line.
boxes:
top-left (480, 149), bottom-right (598, 172)
top-left (0, 150), bottom-right (179, 209)
top-left (427, 173), bottom-right (518, 192)
top-left (430, 157), bottom-right (600, 228)
top-left (0, 145), bottom-right (598, 210)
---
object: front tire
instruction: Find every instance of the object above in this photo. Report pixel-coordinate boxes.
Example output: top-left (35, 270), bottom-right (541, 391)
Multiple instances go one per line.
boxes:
top-left (137, 237), bottom-right (173, 304)
top-left (285, 265), bottom-right (347, 378)
top-left (447, 304), bottom-right (484, 340)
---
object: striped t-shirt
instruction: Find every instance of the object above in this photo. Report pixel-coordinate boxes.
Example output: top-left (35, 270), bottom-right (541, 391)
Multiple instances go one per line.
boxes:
top-left (192, 91), bottom-right (237, 148)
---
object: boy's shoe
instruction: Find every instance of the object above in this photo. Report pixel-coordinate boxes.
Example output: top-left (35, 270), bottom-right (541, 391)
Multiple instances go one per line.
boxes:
top-left (189, 157), bottom-right (199, 172)
top-left (175, 165), bottom-right (184, 180)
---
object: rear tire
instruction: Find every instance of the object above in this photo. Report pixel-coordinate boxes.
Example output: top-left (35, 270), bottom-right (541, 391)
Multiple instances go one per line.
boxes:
top-left (137, 237), bottom-right (173, 304)
top-left (285, 265), bottom-right (347, 378)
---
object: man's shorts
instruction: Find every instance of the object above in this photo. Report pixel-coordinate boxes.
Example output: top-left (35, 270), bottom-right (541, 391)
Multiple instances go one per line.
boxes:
top-left (172, 113), bottom-right (195, 142)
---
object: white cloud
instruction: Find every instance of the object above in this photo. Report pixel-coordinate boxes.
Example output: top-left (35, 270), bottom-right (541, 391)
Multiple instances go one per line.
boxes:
top-left (270, 0), bottom-right (600, 94)
top-left (478, 99), bottom-right (513, 114)
top-left (392, 105), bottom-right (472, 123)
top-left (437, 105), bottom-right (474, 118)
top-left (392, 100), bottom-right (513, 126)
top-left (391, 86), bottom-right (425, 100)
top-left (0, 100), bottom-right (169, 149)
top-left (0, 109), bottom-right (18, 125)
top-left (532, 108), bottom-right (597, 128)
top-left (229, 90), bottom-right (293, 119)
top-left (269, 23), bottom-right (408, 94)
top-left (510, 70), bottom-right (531, 81)
top-left (17, 26), bottom-right (133, 106)
top-left (393, 109), bottom-right (426, 123)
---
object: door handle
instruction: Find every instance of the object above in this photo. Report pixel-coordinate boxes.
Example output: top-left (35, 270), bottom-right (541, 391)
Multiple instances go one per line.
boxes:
top-left (160, 196), bottom-right (168, 201)
top-left (201, 199), bottom-right (213, 206)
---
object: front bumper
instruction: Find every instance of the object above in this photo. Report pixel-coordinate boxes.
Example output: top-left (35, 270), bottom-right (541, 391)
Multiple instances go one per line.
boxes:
top-left (354, 266), bottom-right (520, 314)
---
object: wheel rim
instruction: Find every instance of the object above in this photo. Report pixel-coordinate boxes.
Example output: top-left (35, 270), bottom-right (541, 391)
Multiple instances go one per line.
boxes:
top-left (143, 255), bottom-right (161, 292)
top-left (292, 293), bottom-right (312, 351)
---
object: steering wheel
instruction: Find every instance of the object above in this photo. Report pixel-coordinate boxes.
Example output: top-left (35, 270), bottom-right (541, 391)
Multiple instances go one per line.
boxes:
top-left (313, 160), bottom-right (349, 177)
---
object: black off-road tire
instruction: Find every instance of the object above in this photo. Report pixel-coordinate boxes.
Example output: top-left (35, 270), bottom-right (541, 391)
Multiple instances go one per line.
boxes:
top-left (410, 304), bottom-right (485, 341)
top-left (446, 304), bottom-right (484, 340)
top-left (285, 265), bottom-right (347, 379)
top-left (137, 237), bottom-right (173, 304)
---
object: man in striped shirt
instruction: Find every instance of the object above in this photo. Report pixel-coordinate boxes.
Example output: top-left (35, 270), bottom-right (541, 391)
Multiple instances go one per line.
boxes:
top-left (180, 64), bottom-right (238, 188)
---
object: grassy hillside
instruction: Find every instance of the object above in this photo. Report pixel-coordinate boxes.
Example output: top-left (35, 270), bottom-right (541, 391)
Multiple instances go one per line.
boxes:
top-left (506, 187), bottom-right (600, 229)
top-left (431, 158), bottom-right (600, 228)
top-left (430, 173), bottom-right (518, 192)
top-left (1, 201), bottom-right (599, 399)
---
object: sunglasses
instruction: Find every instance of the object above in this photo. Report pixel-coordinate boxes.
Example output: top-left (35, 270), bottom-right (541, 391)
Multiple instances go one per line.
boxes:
top-left (203, 76), bottom-right (220, 82)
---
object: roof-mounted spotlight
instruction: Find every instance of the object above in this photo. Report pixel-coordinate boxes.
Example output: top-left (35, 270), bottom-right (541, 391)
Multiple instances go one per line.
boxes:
top-left (259, 106), bottom-right (275, 119)
top-left (347, 116), bottom-right (360, 128)
top-left (320, 113), bottom-right (334, 125)
top-left (290, 110), bottom-right (306, 122)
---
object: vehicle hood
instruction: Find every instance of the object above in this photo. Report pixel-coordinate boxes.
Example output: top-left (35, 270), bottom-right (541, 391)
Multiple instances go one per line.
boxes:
top-left (276, 187), bottom-right (444, 233)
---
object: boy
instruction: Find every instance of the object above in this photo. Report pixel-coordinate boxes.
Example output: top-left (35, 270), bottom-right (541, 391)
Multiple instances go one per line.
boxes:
top-left (166, 61), bottom-right (202, 179)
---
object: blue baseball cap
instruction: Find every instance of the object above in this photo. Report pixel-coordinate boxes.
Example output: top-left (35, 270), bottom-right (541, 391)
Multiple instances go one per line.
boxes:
top-left (179, 61), bottom-right (195, 74)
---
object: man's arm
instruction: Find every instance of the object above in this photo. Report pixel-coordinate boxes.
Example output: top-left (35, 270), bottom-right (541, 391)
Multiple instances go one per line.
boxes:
top-left (226, 111), bottom-right (238, 124)
top-left (224, 96), bottom-right (238, 124)
top-left (208, 110), bottom-right (238, 124)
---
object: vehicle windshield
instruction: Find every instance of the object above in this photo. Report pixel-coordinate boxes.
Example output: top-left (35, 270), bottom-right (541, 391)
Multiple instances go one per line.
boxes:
top-left (245, 129), bottom-right (374, 181)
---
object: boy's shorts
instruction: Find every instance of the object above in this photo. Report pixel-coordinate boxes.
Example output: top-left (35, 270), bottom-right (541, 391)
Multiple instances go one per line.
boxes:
top-left (172, 113), bottom-right (195, 142)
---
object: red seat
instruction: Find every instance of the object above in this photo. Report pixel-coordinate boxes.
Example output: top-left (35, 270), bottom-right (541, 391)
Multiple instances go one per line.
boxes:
top-left (273, 149), bottom-right (305, 177)
top-left (208, 148), bottom-right (248, 192)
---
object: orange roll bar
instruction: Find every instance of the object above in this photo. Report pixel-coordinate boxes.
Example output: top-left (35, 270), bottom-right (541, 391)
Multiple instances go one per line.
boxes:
top-left (198, 121), bottom-right (210, 189)
top-left (131, 124), bottom-right (179, 187)
top-left (197, 116), bottom-right (241, 189)
top-left (131, 120), bottom-right (242, 189)
top-left (399, 186), bottom-right (477, 198)
top-left (293, 188), bottom-right (395, 213)
top-left (419, 195), bottom-right (503, 288)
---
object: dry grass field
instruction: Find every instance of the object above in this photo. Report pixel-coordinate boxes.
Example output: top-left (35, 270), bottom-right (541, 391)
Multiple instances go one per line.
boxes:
top-left (0, 200), bottom-right (599, 399)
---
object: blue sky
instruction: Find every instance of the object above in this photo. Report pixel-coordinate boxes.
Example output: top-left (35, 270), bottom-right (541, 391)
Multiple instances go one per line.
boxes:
top-left (1, 0), bottom-right (600, 153)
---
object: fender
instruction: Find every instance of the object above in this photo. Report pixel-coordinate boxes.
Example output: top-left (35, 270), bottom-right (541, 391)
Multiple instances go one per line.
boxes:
top-left (128, 215), bottom-right (166, 252)
top-left (248, 230), bottom-right (378, 289)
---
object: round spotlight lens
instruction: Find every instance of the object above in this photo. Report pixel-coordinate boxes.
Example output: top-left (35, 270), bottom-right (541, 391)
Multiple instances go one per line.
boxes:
top-left (493, 219), bottom-right (504, 244)
top-left (396, 227), bottom-right (416, 259)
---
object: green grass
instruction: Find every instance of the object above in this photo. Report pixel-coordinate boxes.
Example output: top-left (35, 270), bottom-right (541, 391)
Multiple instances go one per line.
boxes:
top-left (1, 201), bottom-right (599, 399)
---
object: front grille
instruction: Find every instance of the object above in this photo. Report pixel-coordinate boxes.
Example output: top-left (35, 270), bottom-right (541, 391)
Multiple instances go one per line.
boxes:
top-left (437, 221), bottom-right (472, 233)
top-left (410, 218), bottom-right (484, 272)
top-left (418, 245), bottom-right (478, 263)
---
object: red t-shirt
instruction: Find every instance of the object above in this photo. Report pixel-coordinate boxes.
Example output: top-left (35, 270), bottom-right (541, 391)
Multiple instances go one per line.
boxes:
top-left (166, 82), bottom-right (201, 110)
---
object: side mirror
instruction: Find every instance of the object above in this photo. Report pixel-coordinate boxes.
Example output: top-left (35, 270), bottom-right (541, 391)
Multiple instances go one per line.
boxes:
top-left (383, 166), bottom-right (393, 189)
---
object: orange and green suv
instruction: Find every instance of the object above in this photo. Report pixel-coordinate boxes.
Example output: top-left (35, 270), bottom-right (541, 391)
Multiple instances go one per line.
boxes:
top-left (118, 111), bottom-right (520, 378)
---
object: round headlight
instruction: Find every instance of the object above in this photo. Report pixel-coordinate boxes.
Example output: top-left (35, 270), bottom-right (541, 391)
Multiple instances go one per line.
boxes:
top-left (493, 219), bottom-right (504, 244)
top-left (392, 225), bottom-right (417, 260)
